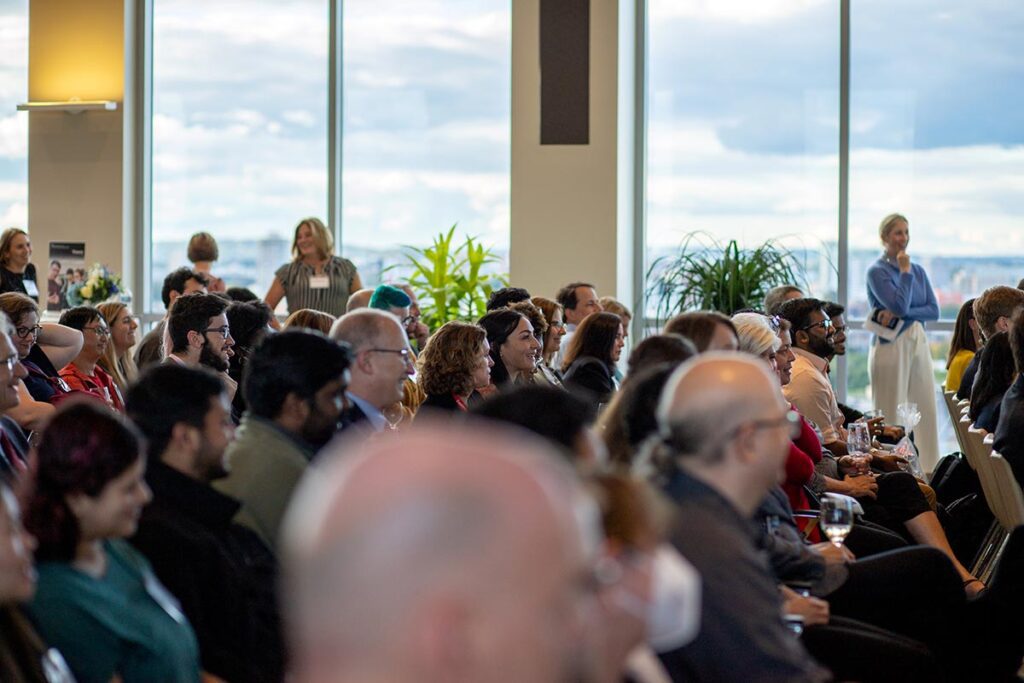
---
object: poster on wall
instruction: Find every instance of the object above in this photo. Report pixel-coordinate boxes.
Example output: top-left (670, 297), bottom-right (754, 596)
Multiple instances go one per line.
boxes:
top-left (47, 242), bottom-right (86, 312)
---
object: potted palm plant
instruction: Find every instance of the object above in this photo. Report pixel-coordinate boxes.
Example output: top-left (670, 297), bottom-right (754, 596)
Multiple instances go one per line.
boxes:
top-left (647, 232), bottom-right (807, 323)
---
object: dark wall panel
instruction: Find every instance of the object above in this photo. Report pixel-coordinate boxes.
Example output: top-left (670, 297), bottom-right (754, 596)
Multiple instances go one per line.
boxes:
top-left (540, 0), bottom-right (589, 145)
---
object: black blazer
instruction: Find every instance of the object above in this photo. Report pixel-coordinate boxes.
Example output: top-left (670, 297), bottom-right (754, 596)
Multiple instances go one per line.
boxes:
top-left (563, 356), bottom-right (615, 412)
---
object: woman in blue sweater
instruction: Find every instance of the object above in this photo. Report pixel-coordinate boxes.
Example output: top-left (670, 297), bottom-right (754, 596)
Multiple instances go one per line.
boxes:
top-left (866, 213), bottom-right (940, 472)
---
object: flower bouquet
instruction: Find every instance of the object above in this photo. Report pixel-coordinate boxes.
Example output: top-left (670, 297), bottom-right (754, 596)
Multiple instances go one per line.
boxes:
top-left (76, 264), bottom-right (125, 305)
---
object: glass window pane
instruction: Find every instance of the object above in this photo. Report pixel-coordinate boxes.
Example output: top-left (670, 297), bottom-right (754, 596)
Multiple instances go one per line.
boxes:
top-left (152, 0), bottom-right (328, 312)
top-left (849, 0), bottom-right (1024, 321)
top-left (0, 0), bottom-right (27, 228)
top-left (341, 0), bottom-right (511, 284)
top-left (646, 0), bottom-right (840, 316)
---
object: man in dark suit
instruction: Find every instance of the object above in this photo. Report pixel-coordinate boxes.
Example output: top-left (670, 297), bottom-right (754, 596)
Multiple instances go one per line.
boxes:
top-left (331, 309), bottom-right (415, 433)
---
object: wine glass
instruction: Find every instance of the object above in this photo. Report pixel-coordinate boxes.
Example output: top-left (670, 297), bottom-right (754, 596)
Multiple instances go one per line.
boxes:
top-left (820, 497), bottom-right (853, 549)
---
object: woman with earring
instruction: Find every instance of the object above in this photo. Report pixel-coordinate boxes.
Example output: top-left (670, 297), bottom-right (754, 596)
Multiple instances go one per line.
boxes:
top-left (866, 213), bottom-right (940, 473)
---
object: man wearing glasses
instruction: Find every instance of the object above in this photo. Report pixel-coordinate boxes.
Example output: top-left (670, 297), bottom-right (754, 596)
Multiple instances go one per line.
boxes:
top-left (777, 298), bottom-right (848, 456)
top-left (330, 309), bottom-right (415, 433)
top-left (166, 292), bottom-right (237, 399)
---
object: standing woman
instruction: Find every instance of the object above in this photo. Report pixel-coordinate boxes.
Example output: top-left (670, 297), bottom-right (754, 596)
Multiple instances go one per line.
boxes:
top-left (264, 217), bottom-right (362, 317)
top-left (867, 213), bottom-right (940, 472)
top-left (0, 229), bottom-right (39, 301)
top-left (186, 232), bottom-right (225, 293)
top-left (97, 302), bottom-right (139, 395)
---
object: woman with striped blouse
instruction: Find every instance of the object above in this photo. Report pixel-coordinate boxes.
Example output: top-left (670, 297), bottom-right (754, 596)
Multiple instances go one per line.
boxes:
top-left (264, 217), bottom-right (362, 317)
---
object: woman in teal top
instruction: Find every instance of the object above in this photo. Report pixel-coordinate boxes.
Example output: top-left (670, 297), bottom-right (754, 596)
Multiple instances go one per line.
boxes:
top-left (24, 402), bottom-right (200, 683)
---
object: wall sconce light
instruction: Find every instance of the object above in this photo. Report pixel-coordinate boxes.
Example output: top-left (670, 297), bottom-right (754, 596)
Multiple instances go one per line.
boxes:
top-left (16, 98), bottom-right (119, 114)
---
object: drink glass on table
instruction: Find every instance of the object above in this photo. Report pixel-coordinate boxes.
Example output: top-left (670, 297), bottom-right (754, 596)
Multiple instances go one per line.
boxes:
top-left (820, 497), bottom-right (854, 549)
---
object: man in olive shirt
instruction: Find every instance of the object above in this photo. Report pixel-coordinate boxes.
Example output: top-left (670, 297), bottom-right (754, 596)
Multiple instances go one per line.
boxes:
top-left (656, 353), bottom-right (831, 682)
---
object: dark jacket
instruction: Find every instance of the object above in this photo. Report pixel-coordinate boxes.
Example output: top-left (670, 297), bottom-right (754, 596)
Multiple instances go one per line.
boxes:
top-left (563, 356), bottom-right (615, 411)
top-left (130, 460), bottom-right (284, 683)
top-left (994, 374), bottom-right (1024, 487)
top-left (134, 320), bottom-right (166, 371)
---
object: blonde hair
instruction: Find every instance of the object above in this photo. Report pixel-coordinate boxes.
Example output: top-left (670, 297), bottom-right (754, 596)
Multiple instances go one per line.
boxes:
top-left (0, 228), bottom-right (27, 267)
top-left (599, 297), bottom-right (632, 321)
top-left (731, 312), bottom-right (780, 358)
top-left (96, 302), bottom-right (138, 392)
top-left (878, 213), bottom-right (908, 242)
top-left (284, 308), bottom-right (336, 335)
top-left (291, 217), bottom-right (334, 261)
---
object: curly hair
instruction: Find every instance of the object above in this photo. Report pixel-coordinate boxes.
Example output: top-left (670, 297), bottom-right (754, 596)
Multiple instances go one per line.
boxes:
top-left (509, 300), bottom-right (548, 339)
top-left (417, 321), bottom-right (487, 397)
top-left (25, 402), bottom-right (144, 562)
top-left (284, 308), bottom-right (336, 335)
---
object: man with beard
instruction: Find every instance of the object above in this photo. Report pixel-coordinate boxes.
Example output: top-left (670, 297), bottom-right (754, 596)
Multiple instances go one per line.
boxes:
top-left (330, 309), bottom-right (414, 434)
top-left (215, 329), bottom-right (351, 551)
top-left (126, 364), bottom-right (285, 683)
top-left (777, 297), bottom-right (849, 454)
top-left (165, 291), bottom-right (237, 399)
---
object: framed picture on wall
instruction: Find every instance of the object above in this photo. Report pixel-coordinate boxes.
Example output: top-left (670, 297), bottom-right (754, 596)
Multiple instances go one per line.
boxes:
top-left (47, 242), bottom-right (86, 312)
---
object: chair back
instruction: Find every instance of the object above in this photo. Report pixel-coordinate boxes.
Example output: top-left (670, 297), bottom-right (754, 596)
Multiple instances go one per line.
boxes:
top-left (990, 451), bottom-right (1024, 530)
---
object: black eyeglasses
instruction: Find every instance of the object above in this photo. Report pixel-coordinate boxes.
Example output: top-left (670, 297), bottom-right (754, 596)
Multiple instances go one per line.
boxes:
top-left (202, 326), bottom-right (232, 339)
top-left (14, 325), bottom-right (41, 339)
top-left (800, 319), bottom-right (834, 333)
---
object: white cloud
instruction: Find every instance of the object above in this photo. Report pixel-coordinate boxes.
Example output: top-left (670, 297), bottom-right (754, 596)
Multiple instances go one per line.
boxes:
top-left (651, 0), bottom-right (829, 24)
top-left (0, 112), bottom-right (26, 158)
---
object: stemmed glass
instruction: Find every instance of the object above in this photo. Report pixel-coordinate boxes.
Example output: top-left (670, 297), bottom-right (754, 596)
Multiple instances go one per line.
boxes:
top-left (820, 497), bottom-right (854, 549)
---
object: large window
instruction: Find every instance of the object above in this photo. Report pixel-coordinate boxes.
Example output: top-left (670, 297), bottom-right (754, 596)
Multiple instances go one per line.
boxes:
top-left (0, 0), bottom-right (27, 228)
top-left (341, 0), bottom-right (511, 284)
top-left (646, 0), bottom-right (840, 313)
top-left (151, 0), bottom-right (329, 311)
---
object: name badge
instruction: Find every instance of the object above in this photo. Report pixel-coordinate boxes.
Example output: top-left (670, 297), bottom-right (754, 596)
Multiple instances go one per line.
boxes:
top-left (309, 275), bottom-right (330, 290)
top-left (24, 280), bottom-right (39, 297)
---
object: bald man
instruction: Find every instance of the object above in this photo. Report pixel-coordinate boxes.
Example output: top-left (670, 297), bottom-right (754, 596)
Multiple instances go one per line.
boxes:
top-left (345, 288), bottom-right (374, 312)
top-left (655, 353), bottom-right (830, 682)
top-left (281, 422), bottom-right (601, 683)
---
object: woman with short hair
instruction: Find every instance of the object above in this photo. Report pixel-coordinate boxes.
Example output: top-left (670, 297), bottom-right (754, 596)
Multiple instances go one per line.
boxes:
top-left (186, 232), bottom-right (225, 293)
top-left (264, 217), bottom-right (362, 317)
top-left (57, 306), bottom-right (124, 412)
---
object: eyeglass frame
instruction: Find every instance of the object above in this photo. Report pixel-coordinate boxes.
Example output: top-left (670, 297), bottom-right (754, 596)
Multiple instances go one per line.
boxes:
top-left (82, 324), bottom-right (111, 338)
top-left (730, 410), bottom-right (803, 441)
top-left (0, 353), bottom-right (17, 372)
top-left (13, 325), bottom-right (42, 339)
top-left (799, 318), bottom-right (834, 333)
top-left (201, 325), bottom-right (232, 340)
top-left (366, 347), bottom-right (414, 364)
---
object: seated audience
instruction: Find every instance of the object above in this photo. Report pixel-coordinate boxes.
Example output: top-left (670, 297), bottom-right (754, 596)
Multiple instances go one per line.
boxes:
top-left (57, 307), bottom-right (124, 411)
top-left (397, 284), bottom-right (430, 352)
top-left (764, 284), bottom-right (804, 316)
top-left (0, 483), bottom-right (77, 681)
top-left (653, 354), bottom-right (830, 681)
top-left (599, 364), bottom-right (676, 468)
top-left (945, 298), bottom-right (979, 393)
top-left (663, 311), bottom-right (738, 352)
top-left (994, 306), bottom-right (1024, 486)
top-left (135, 267), bottom-right (209, 370)
top-left (530, 295), bottom-right (567, 386)
top-left (416, 321), bottom-right (491, 412)
top-left (165, 292), bottom-right (236, 398)
top-left (508, 300), bottom-right (554, 386)
top-left (215, 330), bottom-right (351, 551)
top-left (0, 293), bottom-right (82, 430)
top-left (968, 330), bottom-right (1013, 432)
top-left (486, 286), bottom-right (531, 311)
top-left (25, 402), bottom-right (201, 683)
top-left (957, 285), bottom-right (1024, 400)
top-left (555, 281), bottom-right (602, 365)
top-left (561, 311), bottom-right (625, 411)
top-left (478, 308), bottom-right (542, 389)
top-left (186, 231), bottom-right (225, 293)
top-left (126, 364), bottom-right (284, 683)
top-left (283, 308), bottom-right (335, 335)
top-left (599, 297), bottom-right (632, 382)
top-left (225, 300), bottom-right (274, 423)
top-left (281, 421), bottom-right (599, 683)
top-left (330, 309), bottom-right (414, 433)
top-left (96, 302), bottom-right (139, 394)
top-left (0, 313), bottom-right (29, 480)
top-left (626, 333), bottom-right (696, 376)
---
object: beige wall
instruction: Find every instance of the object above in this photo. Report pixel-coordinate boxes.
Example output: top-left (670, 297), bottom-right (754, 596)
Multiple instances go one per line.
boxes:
top-left (510, 0), bottom-right (637, 306)
top-left (27, 0), bottom-right (129, 311)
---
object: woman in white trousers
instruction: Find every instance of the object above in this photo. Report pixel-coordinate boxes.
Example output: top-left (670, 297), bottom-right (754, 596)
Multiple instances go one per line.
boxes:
top-left (866, 214), bottom-right (940, 472)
